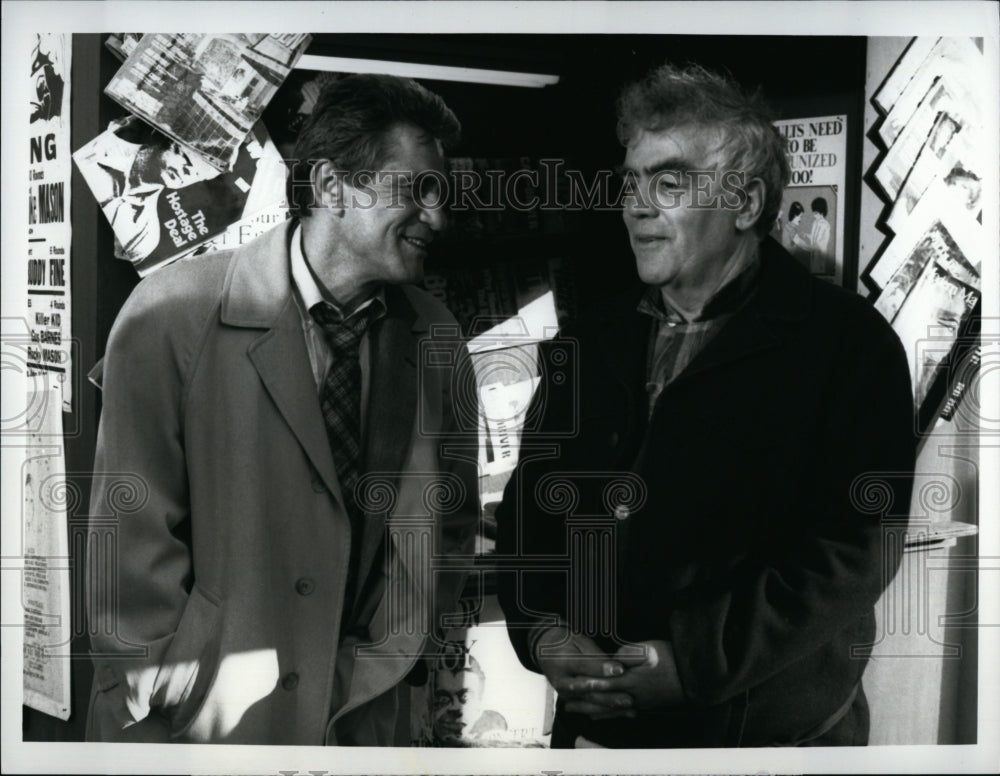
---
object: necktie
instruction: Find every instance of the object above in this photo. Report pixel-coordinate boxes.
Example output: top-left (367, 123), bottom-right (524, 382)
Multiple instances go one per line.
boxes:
top-left (310, 300), bottom-right (375, 625)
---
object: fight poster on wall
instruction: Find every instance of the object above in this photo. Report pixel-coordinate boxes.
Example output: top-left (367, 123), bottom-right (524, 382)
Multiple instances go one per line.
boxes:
top-left (771, 115), bottom-right (848, 285)
top-left (22, 33), bottom-right (74, 722)
top-left (26, 33), bottom-right (73, 412)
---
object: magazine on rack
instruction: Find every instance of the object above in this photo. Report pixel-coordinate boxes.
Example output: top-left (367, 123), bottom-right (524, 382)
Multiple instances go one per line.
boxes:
top-left (104, 33), bottom-right (311, 170)
top-left (875, 37), bottom-right (982, 146)
top-left (889, 250), bottom-right (979, 408)
top-left (873, 77), bottom-right (972, 204)
top-left (867, 178), bottom-right (981, 290)
top-left (870, 37), bottom-right (983, 237)
top-left (73, 116), bottom-right (287, 275)
top-left (873, 202), bottom-right (981, 408)
top-left (886, 152), bottom-right (982, 235)
top-left (872, 36), bottom-right (939, 115)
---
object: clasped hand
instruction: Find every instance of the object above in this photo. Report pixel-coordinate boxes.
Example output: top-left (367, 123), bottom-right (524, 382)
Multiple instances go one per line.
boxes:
top-left (533, 627), bottom-right (684, 720)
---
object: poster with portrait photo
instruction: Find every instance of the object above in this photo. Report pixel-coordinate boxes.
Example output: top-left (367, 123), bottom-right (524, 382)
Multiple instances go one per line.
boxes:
top-left (73, 116), bottom-right (286, 275)
top-left (412, 596), bottom-right (555, 748)
top-left (772, 115), bottom-right (847, 284)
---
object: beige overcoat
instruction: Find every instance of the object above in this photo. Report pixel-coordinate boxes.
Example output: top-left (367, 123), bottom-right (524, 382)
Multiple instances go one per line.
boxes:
top-left (86, 221), bottom-right (477, 744)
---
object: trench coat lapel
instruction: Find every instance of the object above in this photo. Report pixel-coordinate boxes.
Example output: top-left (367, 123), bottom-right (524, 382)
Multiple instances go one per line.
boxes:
top-left (249, 302), bottom-right (347, 507)
top-left (356, 285), bottom-right (421, 593)
top-left (222, 221), bottom-right (346, 509)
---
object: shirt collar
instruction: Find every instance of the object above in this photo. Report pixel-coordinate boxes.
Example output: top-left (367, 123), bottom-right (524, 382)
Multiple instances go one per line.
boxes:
top-left (638, 254), bottom-right (761, 325)
top-left (290, 221), bottom-right (385, 321)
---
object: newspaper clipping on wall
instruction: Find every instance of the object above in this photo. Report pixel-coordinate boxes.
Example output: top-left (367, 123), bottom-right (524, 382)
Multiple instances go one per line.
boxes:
top-left (104, 33), bottom-right (311, 171)
top-left (771, 115), bottom-right (848, 285)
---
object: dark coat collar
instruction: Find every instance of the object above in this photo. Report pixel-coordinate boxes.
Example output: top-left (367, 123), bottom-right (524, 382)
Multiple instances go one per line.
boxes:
top-left (595, 237), bottom-right (814, 389)
top-left (753, 236), bottom-right (814, 323)
top-left (605, 236), bottom-right (812, 328)
top-left (583, 237), bottom-right (815, 464)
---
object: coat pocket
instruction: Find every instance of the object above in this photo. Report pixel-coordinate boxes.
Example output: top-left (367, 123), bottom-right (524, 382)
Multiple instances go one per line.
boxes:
top-left (148, 585), bottom-right (222, 735)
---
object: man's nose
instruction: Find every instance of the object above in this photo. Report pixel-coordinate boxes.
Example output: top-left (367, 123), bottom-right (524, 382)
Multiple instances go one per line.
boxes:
top-left (625, 204), bottom-right (655, 217)
top-left (624, 200), bottom-right (656, 221)
top-left (419, 201), bottom-right (448, 232)
top-left (623, 183), bottom-right (655, 219)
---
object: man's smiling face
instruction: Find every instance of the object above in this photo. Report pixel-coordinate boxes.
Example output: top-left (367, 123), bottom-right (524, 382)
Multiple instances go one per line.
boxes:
top-left (621, 124), bottom-right (747, 295)
top-left (336, 122), bottom-right (448, 287)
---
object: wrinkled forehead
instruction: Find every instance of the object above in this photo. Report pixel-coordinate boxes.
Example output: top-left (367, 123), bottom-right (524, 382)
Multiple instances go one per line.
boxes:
top-left (623, 122), bottom-right (731, 172)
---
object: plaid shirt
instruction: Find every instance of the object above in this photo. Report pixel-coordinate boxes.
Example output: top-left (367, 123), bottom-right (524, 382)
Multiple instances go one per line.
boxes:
top-left (638, 260), bottom-right (761, 418)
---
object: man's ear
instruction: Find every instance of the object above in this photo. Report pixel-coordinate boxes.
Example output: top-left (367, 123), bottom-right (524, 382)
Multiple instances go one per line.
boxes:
top-left (310, 160), bottom-right (345, 213)
top-left (734, 177), bottom-right (766, 233)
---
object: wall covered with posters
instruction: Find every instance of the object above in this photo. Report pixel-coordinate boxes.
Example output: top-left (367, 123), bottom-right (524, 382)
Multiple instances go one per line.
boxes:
top-left (22, 32), bottom-right (74, 723)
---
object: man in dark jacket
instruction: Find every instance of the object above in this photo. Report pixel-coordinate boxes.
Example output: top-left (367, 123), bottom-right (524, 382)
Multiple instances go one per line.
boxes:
top-left (496, 63), bottom-right (915, 748)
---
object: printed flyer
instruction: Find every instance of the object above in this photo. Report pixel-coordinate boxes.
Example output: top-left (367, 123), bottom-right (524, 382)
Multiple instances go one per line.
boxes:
top-left (26, 33), bottom-right (73, 412)
top-left (22, 386), bottom-right (72, 721)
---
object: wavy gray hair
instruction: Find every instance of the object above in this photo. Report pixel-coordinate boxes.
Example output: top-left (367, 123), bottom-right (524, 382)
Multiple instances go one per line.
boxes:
top-left (617, 62), bottom-right (790, 237)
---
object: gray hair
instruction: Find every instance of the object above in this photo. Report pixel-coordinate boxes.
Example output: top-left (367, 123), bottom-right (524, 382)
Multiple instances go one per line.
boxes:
top-left (617, 62), bottom-right (790, 237)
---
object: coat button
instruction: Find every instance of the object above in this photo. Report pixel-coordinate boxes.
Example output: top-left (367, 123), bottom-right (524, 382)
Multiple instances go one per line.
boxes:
top-left (613, 505), bottom-right (630, 521)
top-left (281, 672), bottom-right (299, 691)
top-left (310, 474), bottom-right (325, 493)
top-left (609, 431), bottom-right (620, 447)
top-left (295, 577), bottom-right (315, 596)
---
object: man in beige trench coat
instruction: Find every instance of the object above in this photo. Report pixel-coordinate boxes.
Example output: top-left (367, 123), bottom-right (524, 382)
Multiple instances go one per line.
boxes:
top-left (86, 74), bottom-right (478, 745)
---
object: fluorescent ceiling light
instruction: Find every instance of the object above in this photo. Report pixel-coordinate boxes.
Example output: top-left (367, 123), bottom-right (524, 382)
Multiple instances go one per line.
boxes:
top-left (296, 54), bottom-right (559, 88)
